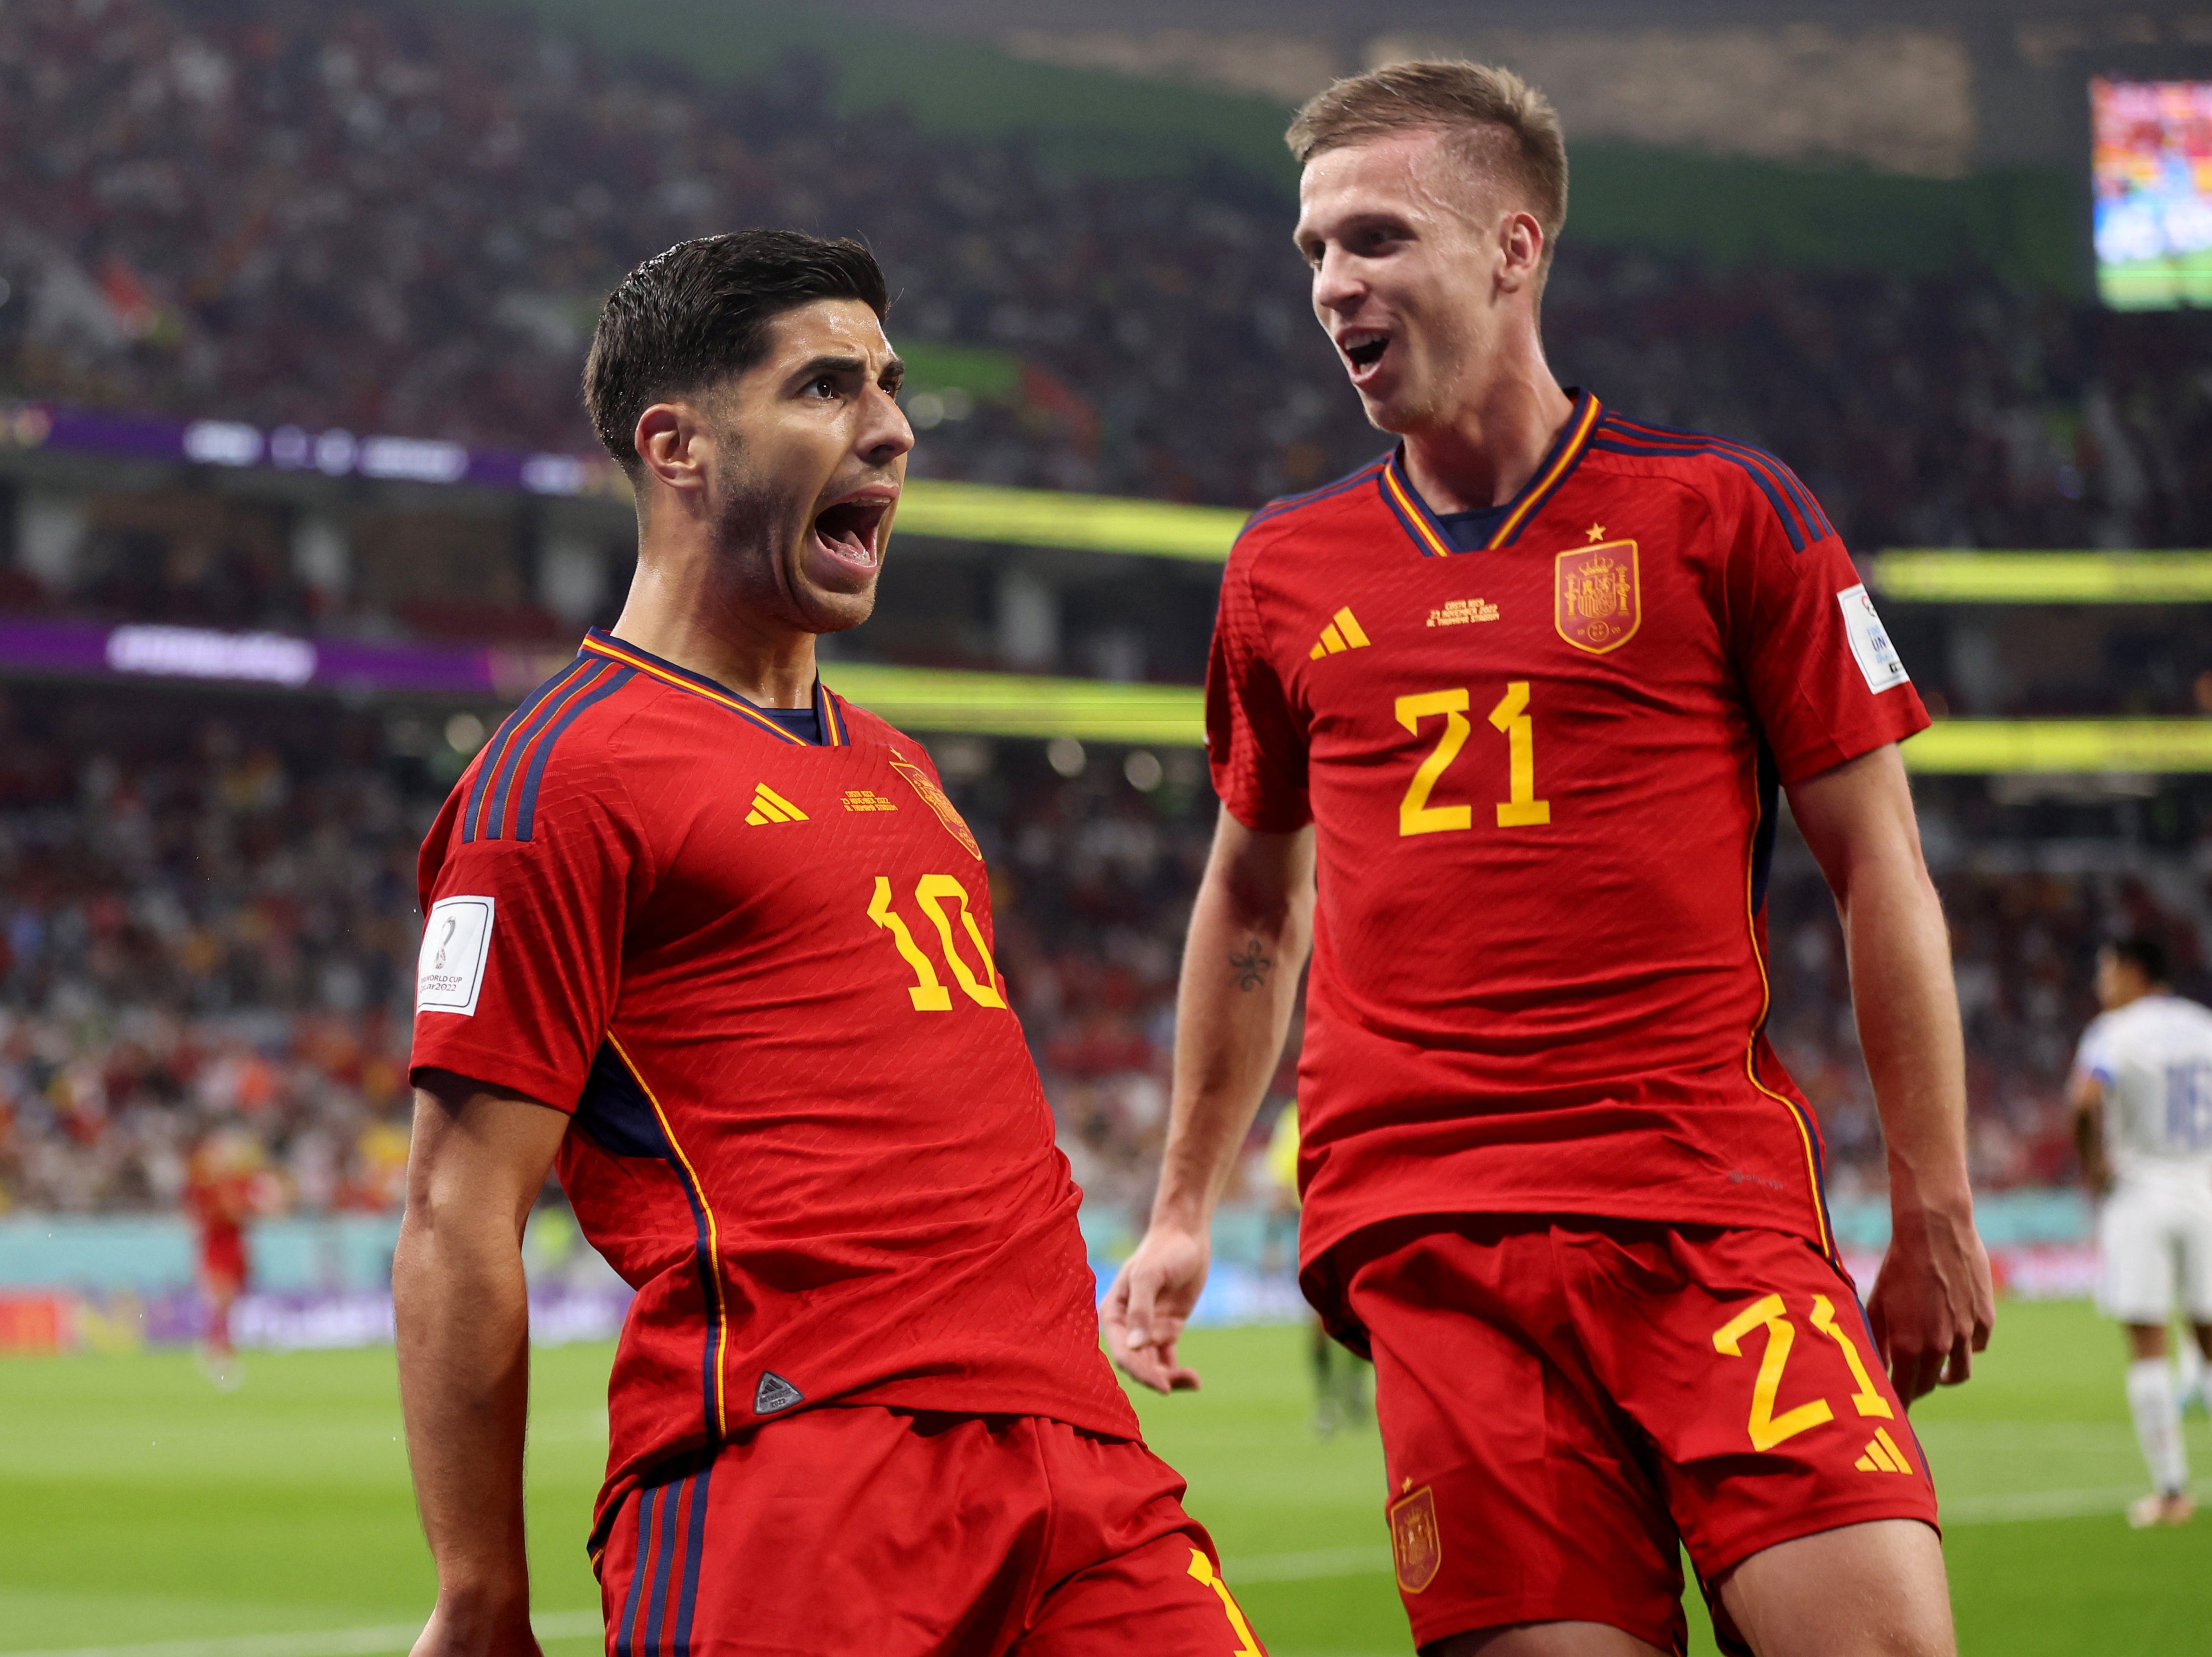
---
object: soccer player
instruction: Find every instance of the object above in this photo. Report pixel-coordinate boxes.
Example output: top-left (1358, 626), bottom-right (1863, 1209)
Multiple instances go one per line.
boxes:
top-left (186, 1128), bottom-right (258, 1391)
top-left (1104, 63), bottom-right (1996, 1657)
top-left (2069, 934), bottom-right (2212, 1528)
top-left (394, 232), bottom-right (1264, 1657)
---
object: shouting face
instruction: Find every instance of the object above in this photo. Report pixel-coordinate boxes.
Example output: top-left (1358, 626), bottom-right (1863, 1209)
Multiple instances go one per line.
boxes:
top-left (693, 297), bottom-right (912, 636)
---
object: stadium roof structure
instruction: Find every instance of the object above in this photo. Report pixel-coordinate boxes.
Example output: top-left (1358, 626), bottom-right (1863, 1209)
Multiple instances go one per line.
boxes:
top-left (1869, 550), bottom-right (2212, 603)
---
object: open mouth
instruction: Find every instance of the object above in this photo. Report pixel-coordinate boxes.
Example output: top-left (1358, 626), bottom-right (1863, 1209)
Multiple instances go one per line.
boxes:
top-left (810, 495), bottom-right (892, 568)
top-left (1342, 331), bottom-right (1390, 375)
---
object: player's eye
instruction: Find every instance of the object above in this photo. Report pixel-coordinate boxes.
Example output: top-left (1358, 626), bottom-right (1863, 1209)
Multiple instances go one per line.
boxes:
top-left (811, 377), bottom-right (838, 398)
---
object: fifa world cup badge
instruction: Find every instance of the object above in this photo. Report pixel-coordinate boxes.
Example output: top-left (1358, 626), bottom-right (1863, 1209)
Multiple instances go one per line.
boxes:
top-left (1555, 540), bottom-right (1642, 654)
top-left (1389, 1484), bottom-right (1442, 1593)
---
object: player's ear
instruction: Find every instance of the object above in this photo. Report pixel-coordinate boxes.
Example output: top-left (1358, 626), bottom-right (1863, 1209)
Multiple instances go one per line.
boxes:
top-left (634, 402), bottom-right (710, 501)
top-left (1497, 210), bottom-right (1544, 294)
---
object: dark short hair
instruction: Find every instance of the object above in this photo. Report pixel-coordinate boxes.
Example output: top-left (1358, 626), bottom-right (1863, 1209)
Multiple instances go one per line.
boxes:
top-left (583, 230), bottom-right (889, 476)
top-left (2107, 934), bottom-right (2171, 986)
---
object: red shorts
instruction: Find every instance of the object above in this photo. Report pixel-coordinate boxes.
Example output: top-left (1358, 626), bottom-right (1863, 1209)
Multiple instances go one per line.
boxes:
top-left (593, 1405), bottom-right (1266, 1656)
top-left (1337, 1217), bottom-right (1937, 1656)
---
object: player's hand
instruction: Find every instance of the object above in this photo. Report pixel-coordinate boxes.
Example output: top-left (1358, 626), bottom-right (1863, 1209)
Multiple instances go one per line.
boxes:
top-left (1103, 1221), bottom-right (1211, 1394)
top-left (1866, 1195), bottom-right (1996, 1407)
top-left (408, 1595), bottom-right (543, 1657)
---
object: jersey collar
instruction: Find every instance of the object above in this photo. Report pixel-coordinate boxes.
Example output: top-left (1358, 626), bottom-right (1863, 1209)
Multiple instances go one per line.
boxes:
top-left (579, 629), bottom-right (849, 748)
top-left (1378, 388), bottom-right (1602, 557)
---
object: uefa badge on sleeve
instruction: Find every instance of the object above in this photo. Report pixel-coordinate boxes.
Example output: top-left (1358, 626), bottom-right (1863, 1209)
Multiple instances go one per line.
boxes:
top-left (1555, 541), bottom-right (1642, 654)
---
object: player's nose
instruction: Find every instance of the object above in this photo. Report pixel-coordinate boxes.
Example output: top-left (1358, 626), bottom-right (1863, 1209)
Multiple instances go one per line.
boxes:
top-left (1311, 246), bottom-right (1366, 317)
top-left (857, 380), bottom-right (914, 465)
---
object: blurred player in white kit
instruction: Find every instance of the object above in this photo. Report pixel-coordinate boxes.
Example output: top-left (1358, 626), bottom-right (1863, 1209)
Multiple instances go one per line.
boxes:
top-left (2070, 934), bottom-right (2212, 1527)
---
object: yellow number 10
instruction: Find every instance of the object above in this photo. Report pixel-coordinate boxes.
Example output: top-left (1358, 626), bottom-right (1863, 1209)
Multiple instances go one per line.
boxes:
top-left (867, 875), bottom-right (1008, 1013)
top-left (1394, 681), bottom-right (1550, 837)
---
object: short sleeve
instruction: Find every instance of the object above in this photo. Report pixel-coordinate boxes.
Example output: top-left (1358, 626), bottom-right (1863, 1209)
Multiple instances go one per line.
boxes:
top-left (1725, 473), bottom-right (1930, 786)
top-left (2074, 1017), bottom-right (2114, 1085)
top-left (408, 748), bottom-right (649, 1112)
top-left (1206, 546), bottom-right (1312, 832)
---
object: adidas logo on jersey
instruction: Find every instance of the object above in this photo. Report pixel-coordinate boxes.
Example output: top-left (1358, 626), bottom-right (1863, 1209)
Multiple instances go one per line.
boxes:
top-left (1854, 1427), bottom-right (1915, 1475)
top-left (755, 1370), bottom-right (804, 1415)
top-left (1310, 606), bottom-right (1372, 658)
top-left (745, 784), bottom-right (809, 825)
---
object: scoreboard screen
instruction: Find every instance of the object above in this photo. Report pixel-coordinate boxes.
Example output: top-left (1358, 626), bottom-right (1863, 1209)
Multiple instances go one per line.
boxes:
top-left (2094, 77), bottom-right (2212, 309)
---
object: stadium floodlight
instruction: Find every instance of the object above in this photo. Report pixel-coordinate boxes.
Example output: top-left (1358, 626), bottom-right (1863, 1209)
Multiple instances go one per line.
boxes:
top-left (894, 479), bottom-right (1246, 560)
top-left (1904, 719), bottom-right (2212, 773)
top-left (1869, 551), bottom-right (2212, 603)
top-left (821, 662), bottom-right (1204, 745)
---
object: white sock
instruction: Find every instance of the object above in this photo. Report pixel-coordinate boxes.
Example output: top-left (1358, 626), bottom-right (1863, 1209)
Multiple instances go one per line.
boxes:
top-left (2127, 1358), bottom-right (2190, 1496)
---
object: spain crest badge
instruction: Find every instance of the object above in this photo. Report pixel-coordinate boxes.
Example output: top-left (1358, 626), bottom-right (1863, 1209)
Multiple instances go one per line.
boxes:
top-left (1555, 539), bottom-right (1641, 654)
top-left (1388, 1484), bottom-right (1442, 1593)
top-left (887, 756), bottom-right (983, 860)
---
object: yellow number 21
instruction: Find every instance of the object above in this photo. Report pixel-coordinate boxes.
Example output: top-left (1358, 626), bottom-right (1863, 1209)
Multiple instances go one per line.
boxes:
top-left (1394, 682), bottom-right (1550, 837)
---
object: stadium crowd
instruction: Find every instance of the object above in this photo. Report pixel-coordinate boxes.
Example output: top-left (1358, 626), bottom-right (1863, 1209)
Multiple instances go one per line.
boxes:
top-left (1, 0), bottom-right (2208, 550)
top-left (2, 0), bottom-right (2205, 1223)
top-left (0, 677), bottom-right (2195, 1217)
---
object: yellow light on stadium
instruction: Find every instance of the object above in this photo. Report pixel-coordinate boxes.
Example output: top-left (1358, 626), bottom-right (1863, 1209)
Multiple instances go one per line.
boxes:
top-left (1871, 551), bottom-right (2212, 603)
top-left (894, 479), bottom-right (1246, 561)
top-left (823, 662), bottom-right (1205, 745)
top-left (1905, 720), bottom-right (2212, 773)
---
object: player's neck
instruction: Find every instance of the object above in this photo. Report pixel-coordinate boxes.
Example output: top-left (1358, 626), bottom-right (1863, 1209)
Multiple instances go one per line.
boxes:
top-left (1398, 357), bottom-right (1573, 516)
top-left (609, 551), bottom-right (821, 711)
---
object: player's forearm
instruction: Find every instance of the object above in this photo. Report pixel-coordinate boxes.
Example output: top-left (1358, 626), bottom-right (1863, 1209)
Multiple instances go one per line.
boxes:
top-left (1153, 837), bottom-right (1315, 1230)
top-left (393, 1187), bottom-right (535, 1624)
top-left (1838, 856), bottom-right (1973, 1219)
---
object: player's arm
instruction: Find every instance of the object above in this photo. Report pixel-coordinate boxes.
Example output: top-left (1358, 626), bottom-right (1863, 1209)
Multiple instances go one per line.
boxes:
top-left (1105, 807), bottom-right (1316, 1393)
top-left (1787, 743), bottom-right (1995, 1405)
top-left (394, 1069), bottom-right (569, 1657)
top-left (2067, 1068), bottom-right (2112, 1194)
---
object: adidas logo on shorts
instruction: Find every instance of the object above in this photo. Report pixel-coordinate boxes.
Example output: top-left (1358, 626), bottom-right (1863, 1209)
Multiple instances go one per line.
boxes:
top-left (1854, 1427), bottom-right (1916, 1475)
top-left (755, 1371), bottom-right (804, 1415)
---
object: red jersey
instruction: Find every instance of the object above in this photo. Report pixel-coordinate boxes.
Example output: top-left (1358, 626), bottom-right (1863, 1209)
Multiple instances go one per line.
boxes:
top-left (1208, 392), bottom-right (1929, 1298)
top-left (410, 629), bottom-right (1136, 1543)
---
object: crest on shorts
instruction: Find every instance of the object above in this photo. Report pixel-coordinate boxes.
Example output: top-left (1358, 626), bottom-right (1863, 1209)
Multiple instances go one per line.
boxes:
top-left (887, 756), bottom-right (982, 860)
top-left (1555, 540), bottom-right (1641, 654)
top-left (1389, 1484), bottom-right (1442, 1594)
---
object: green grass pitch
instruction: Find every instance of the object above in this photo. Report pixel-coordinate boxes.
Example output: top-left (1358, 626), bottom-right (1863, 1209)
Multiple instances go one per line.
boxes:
top-left (1, 1300), bottom-right (2207, 1655)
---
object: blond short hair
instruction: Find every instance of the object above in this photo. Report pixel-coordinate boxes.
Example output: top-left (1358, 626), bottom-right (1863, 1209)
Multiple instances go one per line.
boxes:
top-left (1287, 61), bottom-right (1568, 276)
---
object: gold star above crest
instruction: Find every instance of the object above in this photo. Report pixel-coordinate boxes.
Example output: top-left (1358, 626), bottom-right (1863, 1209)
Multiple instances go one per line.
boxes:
top-left (1586, 523), bottom-right (1607, 543)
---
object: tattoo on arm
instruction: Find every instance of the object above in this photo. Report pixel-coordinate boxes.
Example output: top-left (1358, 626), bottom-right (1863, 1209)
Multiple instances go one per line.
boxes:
top-left (1229, 938), bottom-right (1273, 991)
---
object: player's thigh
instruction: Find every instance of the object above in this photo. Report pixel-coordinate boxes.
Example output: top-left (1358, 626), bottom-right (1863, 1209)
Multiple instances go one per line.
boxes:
top-left (1013, 1526), bottom-right (1267, 1657)
top-left (1431, 1621), bottom-right (1671, 1656)
top-left (1712, 1519), bottom-right (1953, 1657)
top-left (1565, 1225), bottom-right (1938, 1593)
top-left (1343, 1223), bottom-right (1690, 1656)
top-left (2176, 1190), bottom-right (2212, 1323)
top-left (2099, 1186), bottom-right (2178, 1323)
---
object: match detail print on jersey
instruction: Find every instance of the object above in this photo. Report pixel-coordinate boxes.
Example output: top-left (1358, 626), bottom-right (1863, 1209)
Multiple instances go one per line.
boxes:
top-left (1835, 584), bottom-right (1909, 694)
top-left (416, 895), bottom-right (494, 1016)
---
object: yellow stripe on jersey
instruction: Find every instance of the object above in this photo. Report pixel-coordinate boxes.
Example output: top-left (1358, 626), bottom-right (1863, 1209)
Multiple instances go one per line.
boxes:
top-left (1484, 395), bottom-right (1603, 550)
top-left (605, 1033), bottom-right (731, 1439)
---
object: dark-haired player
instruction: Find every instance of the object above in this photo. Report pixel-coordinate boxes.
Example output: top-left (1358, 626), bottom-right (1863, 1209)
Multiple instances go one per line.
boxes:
top-left (2070, 934), bottom-right (2212, 1528)
top-left (1106, 62), bottom-right (1994, 1657)
top-left (395, 232), bottom-right (1264, 1657)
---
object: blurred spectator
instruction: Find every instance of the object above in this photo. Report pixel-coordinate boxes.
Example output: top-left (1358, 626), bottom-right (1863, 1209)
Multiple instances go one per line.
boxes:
top-left (6, 680), bottom-right (2195, 1216)
top-left (2, 0), bottom-right (2207, 546)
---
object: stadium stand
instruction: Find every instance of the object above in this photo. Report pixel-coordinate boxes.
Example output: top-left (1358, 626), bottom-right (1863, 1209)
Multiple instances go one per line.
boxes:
top-left (1, 0), bottom-right (2207, 542)
top-left (2, 0), bottom-right (2207, 1244)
